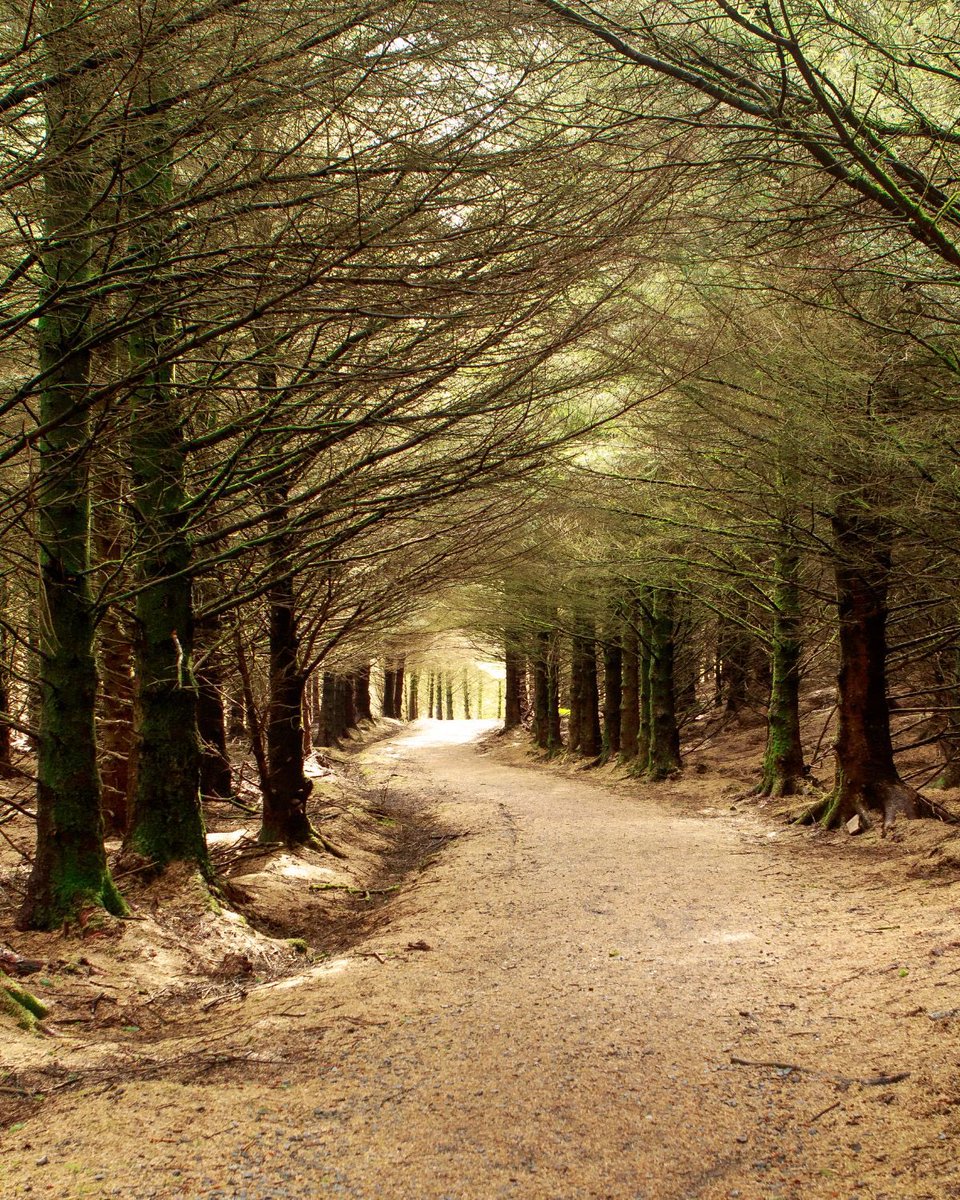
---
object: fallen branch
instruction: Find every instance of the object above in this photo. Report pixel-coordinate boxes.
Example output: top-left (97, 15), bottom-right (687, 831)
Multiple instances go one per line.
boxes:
top-left (730, 1055), bottom-right (911, 1087)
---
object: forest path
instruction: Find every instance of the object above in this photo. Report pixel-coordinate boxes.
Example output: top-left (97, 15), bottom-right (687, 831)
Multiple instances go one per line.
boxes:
top-left (7, 720), bottom-right (960, 1200)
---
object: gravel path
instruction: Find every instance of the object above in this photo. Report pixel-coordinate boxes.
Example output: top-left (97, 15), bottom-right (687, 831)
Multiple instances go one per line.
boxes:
top-left (4, 720), bottom-right (960, 1200)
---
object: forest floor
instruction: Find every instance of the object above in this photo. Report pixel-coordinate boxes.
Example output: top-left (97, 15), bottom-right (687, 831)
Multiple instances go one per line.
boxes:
top-left (3, 717), bottom-right (960, 1199)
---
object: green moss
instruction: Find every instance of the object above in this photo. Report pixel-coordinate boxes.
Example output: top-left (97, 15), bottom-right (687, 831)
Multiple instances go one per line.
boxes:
top-left (287, 938), bottom-right (308, 954)
top-left (4, 983), bottom-right (48, 1018)
top-left (0, 983), bottom-right (47, 1032)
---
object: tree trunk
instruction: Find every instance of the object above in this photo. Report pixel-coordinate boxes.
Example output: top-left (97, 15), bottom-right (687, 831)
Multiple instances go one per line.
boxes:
top-left (355, 663), bottom-right (372, 722)
top-left (571, 616), bottom-right (601, 757)
top-left (341, 675), bottom-right (356, 732)
top-left (646, 589), bottom-right (681, 780)
top-left (393, 661), bottom-right (405, 720)
top-left (620, 598), bottom-right (640, 762)
top-left (637, 591), bottom-right (653, 770)
top-left (814, 497), bottom-right (925, 829)
top-left (602, 625), bottom-right (622, 760)
top-left (719, 607), bottom-right (751, 716)
top-left (382, 665), bottom-right (397, 718)
top-left (408, 673), bottom-right (419, 720)
top-left (124, 85), bottom-right (207, 874)
top-left (20, 8), bottom-right (124, 927)
top-left (504, 623), bottom-right (525, 730)
top-left (97, 603), bottom-right (134, 833)
top-left (462, 670), bottom-right (470, 719)
top-left (434, 672), bottom-right (444, 719)
top-left (759, 544), bottom-right (806, 798)
top-left (444, 676), bottom-right (454, 721)
top-left (196, 644), bottom-right (232, 804)
top-left (932, 644), bottom-right (960, 789)
top-left (317, 671), bottom-right (339, 747)
top-left (533, 625), bottom-right (562, 752)
top-left (0, 606), bottom-right (12, 778)
top-left (260, 488), bottom-right (312, 845)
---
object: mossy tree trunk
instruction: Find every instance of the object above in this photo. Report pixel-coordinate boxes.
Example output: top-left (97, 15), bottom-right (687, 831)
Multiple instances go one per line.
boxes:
top-left (759, 543), bottom-right (806, 798)
top-left (124, 91), bottom-right (207, 874)
top-left (646, 589), bottom-right (681, 780)
top-left (444, 675), bottom-right (454, 721)
top-left (20, 6), bottom-right (125, 928)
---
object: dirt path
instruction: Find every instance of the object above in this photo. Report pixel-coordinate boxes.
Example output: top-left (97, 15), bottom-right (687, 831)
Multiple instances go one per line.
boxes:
top-left (4, 720), bottom-right (960, 1200)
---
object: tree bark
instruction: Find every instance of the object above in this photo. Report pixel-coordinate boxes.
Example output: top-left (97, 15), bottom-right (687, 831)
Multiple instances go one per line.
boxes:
top-left (932, 644), bottom-right (960, 789)
top-left (620, 597), bottom-right (640, 762)
top-left (571, 616), bottom-right (601, 757)
top-left (646, 589), bottom-right (681, 780)
top-left (815, 496), bottom-right (924, 829)
top-left (20, 6), bottom-right (124, 927)
top-left (260, 487), bottom-right (312, 844)
top-left (393, 661), bottom-right (405, 720)
top-left (759, 544), bottom-right (806, 798)
top-left (354, 663), bottom-right (372, 722)
top-left (602, 624), bottom-right (622, 759)
top-left (382, 665), bottom-right (398, 718)
top-left (124, 83), bottom-right (207, 874)
top-left (93, 438), bottom-right (133, 832)
top-left (533, 624), bottom-right (562, 752)
top-left (196, 640), bottom-right (232, 804)
top-left (317, 671), bottom-right (339, 747)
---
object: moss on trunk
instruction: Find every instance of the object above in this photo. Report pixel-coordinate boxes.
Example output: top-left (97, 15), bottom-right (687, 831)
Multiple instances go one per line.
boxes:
top-left (124, 90), bottom-right (207, 874)
top-left (19, 6), bottom-right (125, 929)
top-left (759, 547), bottom-right (806, 798)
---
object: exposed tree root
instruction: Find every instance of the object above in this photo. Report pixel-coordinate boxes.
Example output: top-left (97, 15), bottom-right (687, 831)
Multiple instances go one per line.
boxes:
top-left (794, 779), bottom-right (960, 833)
top-left (0, 978), bottom-right (49, 1033)
top-left (755, 773), bottom-right (805, 800)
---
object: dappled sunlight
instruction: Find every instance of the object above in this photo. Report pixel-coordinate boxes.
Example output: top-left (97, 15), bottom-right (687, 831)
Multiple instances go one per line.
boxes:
top-left (206, 829), bottom-right (253, 847)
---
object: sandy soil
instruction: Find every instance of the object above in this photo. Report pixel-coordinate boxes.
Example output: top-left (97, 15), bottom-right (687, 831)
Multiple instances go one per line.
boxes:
top-left (3, 718), bottom-right (960, 1200)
